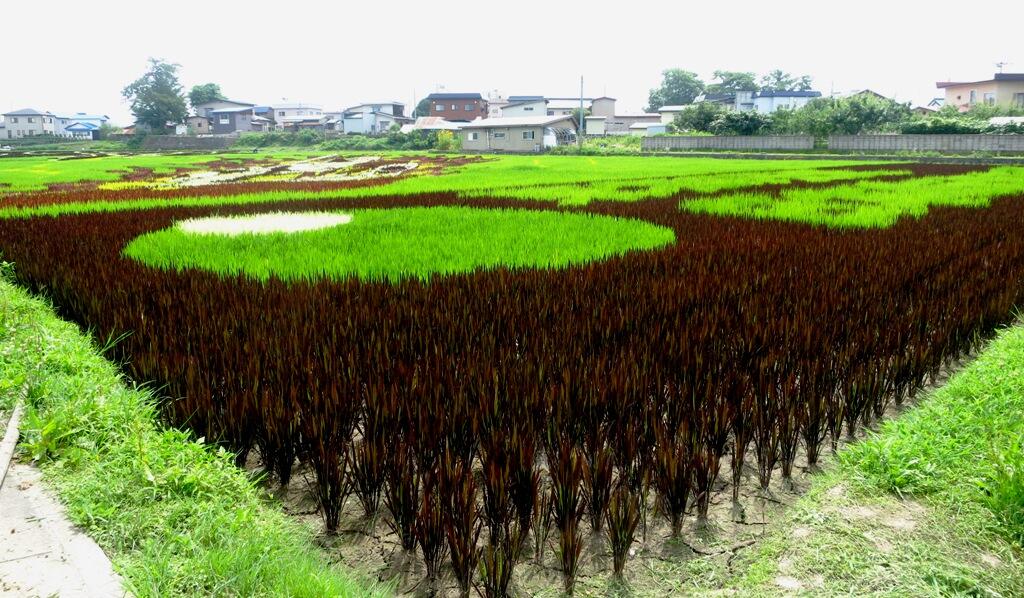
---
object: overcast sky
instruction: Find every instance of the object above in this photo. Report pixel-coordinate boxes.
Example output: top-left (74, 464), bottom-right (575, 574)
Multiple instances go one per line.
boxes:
top-left (4, 0), bottom-right (1022, 125)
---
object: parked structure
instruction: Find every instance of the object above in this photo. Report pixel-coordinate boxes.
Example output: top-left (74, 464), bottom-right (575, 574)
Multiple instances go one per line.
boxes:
top-left (427, 93), bottom-right (488, 122)
top-left (936, 73), bottom-right (1024, 111)
top-left (339, 102), bottom-right (411, 135)
top-left (460, 115), bottom-right (576, 152)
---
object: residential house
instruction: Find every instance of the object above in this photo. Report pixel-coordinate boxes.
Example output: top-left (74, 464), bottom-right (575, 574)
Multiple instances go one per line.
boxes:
top-left (658, 105), bottom-right (688, 124)
top-left (210, 106), bottom-right (269, 134)
top-left (604, 112), bottom-right (662, 134)
top-left (500, 98), bottom-right (547, 118)
top-left (56, 113), bottom-right (110, 139)
top-left (272, 102), bottom-right (324, 130)
top-left (427, 93), bottom-right (488, 122)
top-left (544, 97), bottom-right (616, 117)
top-left (193, 99), bottom-right (255, 119)
top-left (752, 90), bottom-right (822, 112)
top-left (340, 102), bottom-right (411, 135)
top-left (936, 73), bottom-right (1024, 111)
top-left (460, 115), bottom-right (577, 152)
top-left (1, 109), bottom-right (59, 138)
top-left (912, 106), bottom-right (937, 116)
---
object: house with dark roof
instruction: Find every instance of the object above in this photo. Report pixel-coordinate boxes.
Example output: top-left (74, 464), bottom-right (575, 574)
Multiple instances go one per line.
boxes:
top-left (426, 93), bottom-right (488, 122)
top-left (193, 99), bottom-right (256, 119)
top-left (209, 106), bottom-right (271, 134)
top-left (936, 73), bottom-right (1024, 112)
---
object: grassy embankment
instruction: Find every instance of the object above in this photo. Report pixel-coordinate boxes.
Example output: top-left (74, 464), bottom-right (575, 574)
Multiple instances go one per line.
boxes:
top-left (0, 267), bottom-right (387, 597)
top-left (719, 323), bottom-right (1024, 595)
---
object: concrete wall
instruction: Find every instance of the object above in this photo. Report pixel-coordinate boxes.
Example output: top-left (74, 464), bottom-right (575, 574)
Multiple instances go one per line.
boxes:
top-left (141, 136), bottom-right (235, 151)
top-left (828, 134), bottom-right (1024, 152)
top-left (643, 135), bottom-right (815, 151)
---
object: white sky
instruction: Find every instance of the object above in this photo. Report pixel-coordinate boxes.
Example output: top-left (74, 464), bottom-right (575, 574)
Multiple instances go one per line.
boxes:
top-left (3, 0), bottom-right (1022, 125)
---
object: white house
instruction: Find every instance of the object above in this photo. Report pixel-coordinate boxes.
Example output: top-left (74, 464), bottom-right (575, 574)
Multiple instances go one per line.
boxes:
top-left (272, 102), bottom-right (323, 130)
top-left (1, 109), bottom-right (56, 138)
top-left (339, 102), bottom-right (411, 135)
top-left (658, 105), bottom-right (688, 124)
top-left (499, 98), bottom-right (548, 118)
top-left (752, 90), bottom-right (822, 112)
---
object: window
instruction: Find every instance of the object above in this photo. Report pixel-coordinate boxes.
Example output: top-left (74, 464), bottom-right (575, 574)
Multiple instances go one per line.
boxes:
top-left (9, 117), bottom-right (17, 123)
top-left (467, 132), bottom-right (480, 140)
top-left (493, 132), bottom-right (506, 139)
top-left (547, 110), bottom-right (554, 116)
top-left (984, 92), bottom-right (996, 106)
top-left (969, 90), bottom-right (977, 104)
top-left (278, 111), bottom-right (285, 117)
top-left (1015, 93), bottom-right (1024, 108)
top-left (219, 115), bottom-right (230, 124)
top-left (522, 130), bottom-right (535, 140)
top-left (451, 104), bottom-right (457, 111)
top-left (27, 117), bottom-right (35, 123)
top-left (524, 106), bottom-right (534, 111)
top-left (465, 104), bottom-right (473, 111)
top-left (435, 103), bottom-right (445, 111)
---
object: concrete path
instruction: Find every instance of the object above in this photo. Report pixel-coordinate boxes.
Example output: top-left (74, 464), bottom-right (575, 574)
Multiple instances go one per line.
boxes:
top-left (0, 416), bottom-right (127, 597)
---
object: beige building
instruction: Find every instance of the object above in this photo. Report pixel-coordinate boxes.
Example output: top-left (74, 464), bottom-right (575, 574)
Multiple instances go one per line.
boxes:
top-left (460, 115), bottom-right (577, 152)
top-left (936, 73), bottom-right (1024, 112)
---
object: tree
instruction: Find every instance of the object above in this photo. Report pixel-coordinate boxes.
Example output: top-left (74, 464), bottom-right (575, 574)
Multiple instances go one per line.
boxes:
top-left (706, 71), bottom-right (758, 94)
top-left (413, 98), bottom-right (432, 118)
top-left (122, 58), bottom-right (188, 133)
top-left (772, 94), bottom-right (912, 137)
top-left (709, 110), bottom-right (773, 135)
top-left (760, 70), bottom-right (813, 92)
top-left (647, 69), bottom-right (705, 113)
top-left (670, 102), bottom-right (726, 133)
top-left (188, 83), bottom-right (225, 109)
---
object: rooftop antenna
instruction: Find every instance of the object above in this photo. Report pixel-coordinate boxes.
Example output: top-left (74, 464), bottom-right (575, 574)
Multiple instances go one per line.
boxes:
top-left (996, 61), bottom-right (1009, 73)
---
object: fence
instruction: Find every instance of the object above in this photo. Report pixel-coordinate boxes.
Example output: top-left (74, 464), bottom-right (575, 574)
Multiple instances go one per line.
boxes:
top-left (827, 135), bottom-right (1024, 152)
top-left (140, 136), bottom-right (235, 151)
top-left (642, 136), bottom-right (814, 151)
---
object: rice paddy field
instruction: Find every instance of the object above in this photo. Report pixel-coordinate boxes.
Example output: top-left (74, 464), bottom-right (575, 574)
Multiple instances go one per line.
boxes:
top-left (3, 151), bottom-right (1024, 596)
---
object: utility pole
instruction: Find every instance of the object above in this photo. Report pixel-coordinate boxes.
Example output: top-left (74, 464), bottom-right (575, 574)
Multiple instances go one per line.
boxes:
top-left (578, 75), bottom-right (584, 149)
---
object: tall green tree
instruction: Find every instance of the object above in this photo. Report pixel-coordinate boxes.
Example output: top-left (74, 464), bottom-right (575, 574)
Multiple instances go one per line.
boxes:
top-left (760, 70), bottom-right (814, 92)
top-left (706, 71), bottom-right (758, 94)
top-left (122, 58), bottom-right (188, 132)
top-left (670, 102), bottom-right (726, 132)
top-left (646, 69), bottom-right (705, 112)
top-left (413, 98), bottom-right (432, 118)
top-left (188, 83), bottom-right (226, 109)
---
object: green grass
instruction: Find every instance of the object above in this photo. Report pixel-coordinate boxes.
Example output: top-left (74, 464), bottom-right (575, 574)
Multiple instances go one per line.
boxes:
top-left (718, 324), bottom-right (1024, 596)
top-left (0, 154), bottom-right (901, 219)
top-left (684, 166), bottom-right (1024, 227)
top-left (0, 152), bottom-right (322, 193)
top-left (0, 268), bottom-right (386, 597)
top-left (124, 207), bottom-right (676, 283)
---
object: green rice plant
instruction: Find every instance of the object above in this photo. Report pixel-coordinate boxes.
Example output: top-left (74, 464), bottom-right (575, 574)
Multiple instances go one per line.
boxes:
top-left (123, 207), bottom-right (677, 283)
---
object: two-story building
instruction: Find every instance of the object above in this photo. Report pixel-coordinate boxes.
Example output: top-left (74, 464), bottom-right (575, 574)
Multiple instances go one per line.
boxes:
top-left (427, 93), bottom-right (488, 122)
top-left (209, 106), bottom-right (270, 134)
top-left (339, 102), bottom-right (411, 135)
top-left (1, 109), bottom-right (59, 138)
top-left (192, 99), bottom-right (256, 119)
top-left (272, 102), bottom-right (324, 130)
top-left (936, 73), bottom-right (1024, 112)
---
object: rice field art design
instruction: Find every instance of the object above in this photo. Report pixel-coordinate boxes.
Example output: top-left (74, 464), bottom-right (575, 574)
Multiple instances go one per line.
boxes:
top-left (3, 151), bottom-right (1024, 595)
